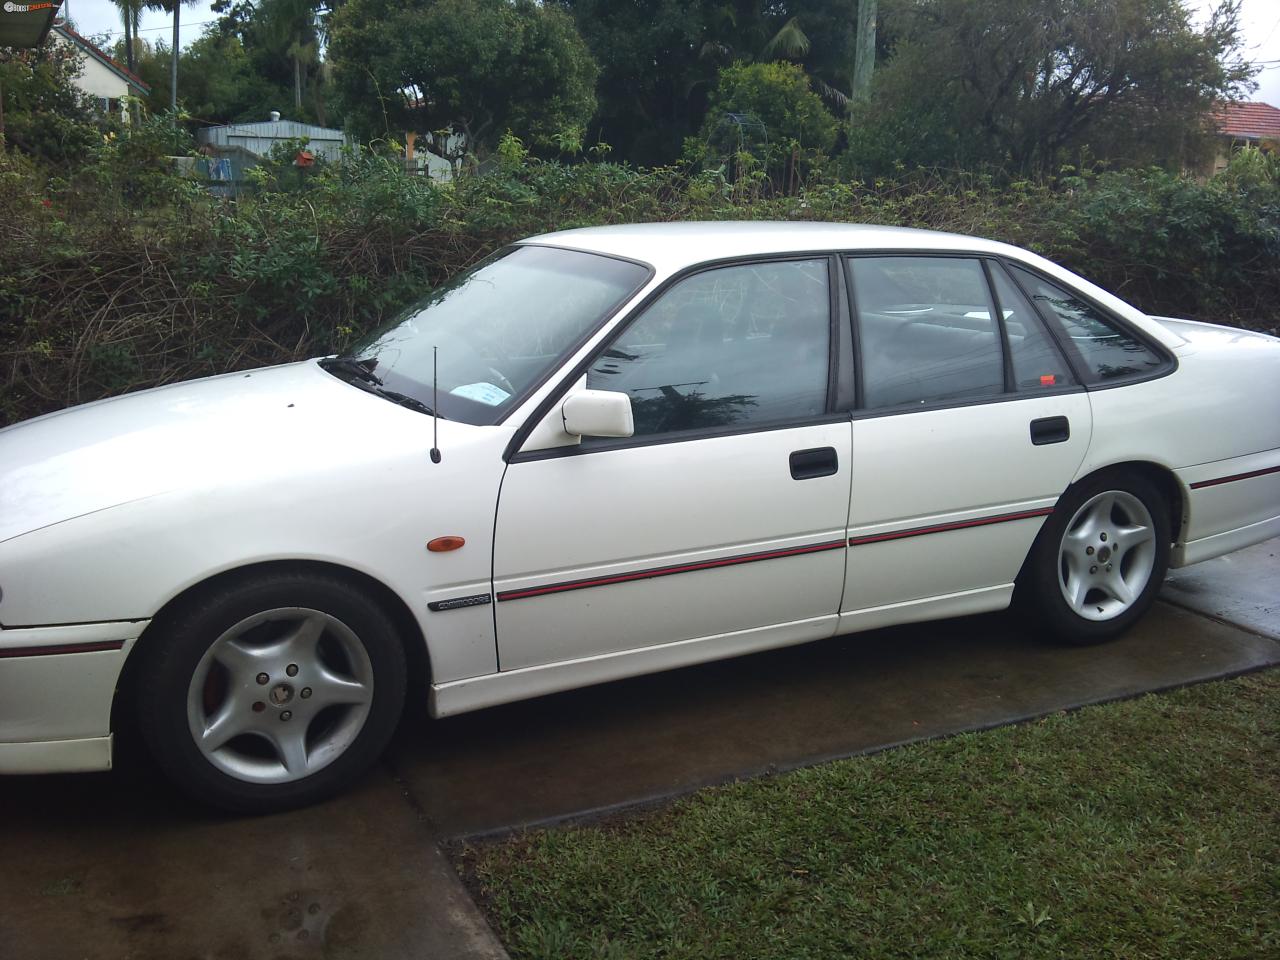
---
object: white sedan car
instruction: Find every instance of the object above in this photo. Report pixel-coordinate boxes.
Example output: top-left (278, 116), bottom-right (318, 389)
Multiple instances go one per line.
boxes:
top-left (2, 222), bottom-right (1278, 811)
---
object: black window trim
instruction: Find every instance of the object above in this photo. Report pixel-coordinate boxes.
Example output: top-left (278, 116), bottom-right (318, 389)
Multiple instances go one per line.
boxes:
top-left (998, 257), bottom-right (1178, 390)
top-left (506, 249), bottom-right (849, 463)
top-left (840, 250), bottom-right (1087, 419)
top-left (979, 259), bottom-right (1016, 393)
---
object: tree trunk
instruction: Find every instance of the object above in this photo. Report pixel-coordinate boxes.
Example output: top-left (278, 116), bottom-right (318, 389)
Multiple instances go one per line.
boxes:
top-left (170, 3), bottom-right (179, 113)
top-left (294, 54), bottom-right (302, 111)
top-left (852, 0), bottom-right (877, 105)
top-left (123, 11), bottom-right (134, 74)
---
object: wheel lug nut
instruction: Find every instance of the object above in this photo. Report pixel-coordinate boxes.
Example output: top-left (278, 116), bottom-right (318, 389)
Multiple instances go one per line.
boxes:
top-left (252, 701), bottom-right (265, 713)
top-left (280, 710), bottom-right (292, 721)
top-left (256, 673), bottom-right (269, 685)
top-left (1086, 546), bottom-right (1094, 555)
top-left (1100, 533), bottom-right (1108, 542)
top-left (1089, 565), bottom-right (1098, 574)
top-left (301, 687), bottom-right (312, 699)
top-left (286, 664), bottom-right (299, 677)
top-left (1106, 564), bottom-right (1113, 572)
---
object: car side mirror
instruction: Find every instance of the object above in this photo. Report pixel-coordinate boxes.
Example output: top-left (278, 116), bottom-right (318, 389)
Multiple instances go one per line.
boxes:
top-left (561, 390), bottom-right (634, 438)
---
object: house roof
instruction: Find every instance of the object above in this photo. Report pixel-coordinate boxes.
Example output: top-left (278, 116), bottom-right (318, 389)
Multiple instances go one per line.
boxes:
top-left (0, 0), bottom-right (63, 48)
top-left (1213, 101), bottom-right (1280, 142)
top-left (51, 22), bottom-right (150, 96)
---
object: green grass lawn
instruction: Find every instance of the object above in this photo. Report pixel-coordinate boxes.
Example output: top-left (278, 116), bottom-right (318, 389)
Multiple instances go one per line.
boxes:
top-left (464, 670), bottom-right (1280, 959)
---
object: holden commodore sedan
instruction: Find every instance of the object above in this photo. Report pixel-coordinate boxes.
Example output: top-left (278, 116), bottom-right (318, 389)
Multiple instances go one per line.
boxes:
top-left (2, 222), bottom-right (1278, 811)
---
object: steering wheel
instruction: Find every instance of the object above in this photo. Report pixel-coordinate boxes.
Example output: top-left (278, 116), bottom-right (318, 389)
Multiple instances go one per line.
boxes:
top-left (462, 330), bottom-right (517, 395)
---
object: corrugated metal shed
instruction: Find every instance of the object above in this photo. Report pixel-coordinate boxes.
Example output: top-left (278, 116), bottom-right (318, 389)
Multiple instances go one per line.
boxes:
top-left (196, 118), bottom-right (352, 162)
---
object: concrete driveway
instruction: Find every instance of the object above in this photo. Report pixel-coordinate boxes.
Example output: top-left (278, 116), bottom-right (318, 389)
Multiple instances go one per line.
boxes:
top-left (2, 539), bottom-right (1276, 959)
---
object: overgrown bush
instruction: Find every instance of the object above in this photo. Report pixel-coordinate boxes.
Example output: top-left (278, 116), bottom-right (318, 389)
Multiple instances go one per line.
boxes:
top-left (2, 142), bottom-right (1277, 428)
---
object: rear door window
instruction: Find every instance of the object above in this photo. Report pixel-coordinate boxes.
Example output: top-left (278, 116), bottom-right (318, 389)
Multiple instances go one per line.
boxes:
top-left (847, 257), bottom-right (1004, 409)
top-left (989, 264), bottom-right (1078, 390)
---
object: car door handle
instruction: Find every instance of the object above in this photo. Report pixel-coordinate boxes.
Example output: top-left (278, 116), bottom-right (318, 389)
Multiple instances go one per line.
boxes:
top-left (790, 446), bottom-right (839, 480)
top-left (1030, 416), bottom-right (1070, 446)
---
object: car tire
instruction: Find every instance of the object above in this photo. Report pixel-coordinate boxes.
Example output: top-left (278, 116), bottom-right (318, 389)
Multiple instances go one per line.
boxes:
top-left (1020, 471), bottom-right (1171, 645)
top-left (134, 571), bottom-right (407, 814)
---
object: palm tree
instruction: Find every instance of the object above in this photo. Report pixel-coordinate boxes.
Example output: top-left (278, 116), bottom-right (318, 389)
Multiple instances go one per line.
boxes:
top-left (258, 0), bottom-right (323, 114)
top-left (111, 0), bottom-right (142, 74)
top-left (147, 0), bottom-right (199, 112)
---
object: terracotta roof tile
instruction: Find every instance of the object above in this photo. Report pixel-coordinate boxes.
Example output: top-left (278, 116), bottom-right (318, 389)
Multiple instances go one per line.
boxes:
top-left (1213, 101), bottom-right (1280, 141)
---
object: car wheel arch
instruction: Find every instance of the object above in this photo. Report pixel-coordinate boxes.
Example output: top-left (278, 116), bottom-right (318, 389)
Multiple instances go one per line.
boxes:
top-left (1068, 461), bottom-right (1187, 545)
top-left (110, 559), bottom-right (431, 741)
top-left (1015, 460), bottom-right (1186, 592)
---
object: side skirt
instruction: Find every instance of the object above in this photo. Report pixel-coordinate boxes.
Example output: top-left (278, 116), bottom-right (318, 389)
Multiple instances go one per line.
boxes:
top-left (430, 614), bottom-right (839, 718)
top-left (429, 584), bottom-right (1015, 718)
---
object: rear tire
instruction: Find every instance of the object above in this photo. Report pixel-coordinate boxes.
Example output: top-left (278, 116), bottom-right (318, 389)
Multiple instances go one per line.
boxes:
top-left (134, 571), bottom-right (406, 814)
top-left (1021, 471), bottom-right (1171, 645)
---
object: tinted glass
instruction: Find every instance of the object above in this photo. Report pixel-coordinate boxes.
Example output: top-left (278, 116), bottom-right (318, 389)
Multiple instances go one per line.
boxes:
top-left (1008, 266), bottom-right (1165, 382)
top-left (989, 265), bottom-right (1077, 390)
top-left (587, 260), bottom-right (830, 437)
top-left (342, 246), bottom-right (649, 425)
top-left (849, 257), bottom-right (1004, 409)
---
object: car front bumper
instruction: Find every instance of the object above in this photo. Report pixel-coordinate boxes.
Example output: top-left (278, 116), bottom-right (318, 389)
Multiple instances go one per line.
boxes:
top-left (0, 620), bottom-right (147, 773)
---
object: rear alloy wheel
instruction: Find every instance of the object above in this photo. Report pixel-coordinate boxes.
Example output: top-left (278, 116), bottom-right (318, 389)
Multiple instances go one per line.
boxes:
top-left (136, 573), bottom-right (406, 813)
top-left (1023, 472), bottom-right (1171, 644)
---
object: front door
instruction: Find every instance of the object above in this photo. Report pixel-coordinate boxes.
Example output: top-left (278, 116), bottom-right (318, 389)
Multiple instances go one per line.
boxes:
top-left (494, 257), bottom-right (854, 670)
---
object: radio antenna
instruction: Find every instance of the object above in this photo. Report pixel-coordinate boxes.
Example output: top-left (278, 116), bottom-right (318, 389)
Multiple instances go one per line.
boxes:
top-left (430, 345), bottom-right (442, 463)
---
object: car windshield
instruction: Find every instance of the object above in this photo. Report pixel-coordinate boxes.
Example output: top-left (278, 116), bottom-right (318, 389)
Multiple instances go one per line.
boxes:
top-left (331, 245), bottom-right (650, 425)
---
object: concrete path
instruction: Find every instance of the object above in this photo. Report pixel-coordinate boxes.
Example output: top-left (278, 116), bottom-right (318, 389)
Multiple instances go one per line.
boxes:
top-left (0, 757), bottom-right (508, 960)
top-left (1, 539), bottom-right (1276, 958)
top-left (391, 599), bottom-right (1279, 838)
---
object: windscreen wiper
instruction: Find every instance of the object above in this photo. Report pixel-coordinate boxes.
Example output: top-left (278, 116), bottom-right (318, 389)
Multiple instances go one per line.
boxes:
top-left (319, 356), bottom-right (383, 386)
top-left (372, 387), bottom-right (435, 417)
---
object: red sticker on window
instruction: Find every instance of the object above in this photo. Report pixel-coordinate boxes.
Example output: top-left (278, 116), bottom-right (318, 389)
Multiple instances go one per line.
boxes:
top-left (1040, 374), bottom-right (1056, 386)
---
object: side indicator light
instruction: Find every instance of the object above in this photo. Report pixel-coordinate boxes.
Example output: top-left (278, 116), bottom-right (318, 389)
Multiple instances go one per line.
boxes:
top-left (427, 536), bottom-right (466, 552)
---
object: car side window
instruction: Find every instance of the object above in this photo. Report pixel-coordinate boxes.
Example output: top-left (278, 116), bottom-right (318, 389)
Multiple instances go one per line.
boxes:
top-left (587, 259), bottom-right (830, 437)
top-left (989, 264), bottom-right (1078, 390)
top-left (848, 257), bottom-right (1004, 409)
top-left (1007, 266), bottom-right (1166, 382)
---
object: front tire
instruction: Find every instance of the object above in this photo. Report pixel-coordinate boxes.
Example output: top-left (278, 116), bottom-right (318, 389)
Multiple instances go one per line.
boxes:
top-left (135, 572), bottom-right (407, 813)
top-left (1021, 471), bottom-right (1171, 645)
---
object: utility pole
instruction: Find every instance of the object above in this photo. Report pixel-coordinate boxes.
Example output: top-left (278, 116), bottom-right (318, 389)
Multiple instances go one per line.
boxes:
top-left (852, 0), bottom-right (877, 104)
top-left (170, 0), bottom-right (178, 112)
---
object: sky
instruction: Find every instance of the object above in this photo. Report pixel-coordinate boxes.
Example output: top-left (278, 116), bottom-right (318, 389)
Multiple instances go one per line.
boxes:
top-left (60, 0), bottom-right (1280, 108)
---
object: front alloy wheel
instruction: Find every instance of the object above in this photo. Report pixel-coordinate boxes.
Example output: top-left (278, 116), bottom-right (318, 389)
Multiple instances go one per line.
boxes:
top-left (137, 572), bottom-right (406, 813)
top-left (188, 608), bottom-right (374, 785)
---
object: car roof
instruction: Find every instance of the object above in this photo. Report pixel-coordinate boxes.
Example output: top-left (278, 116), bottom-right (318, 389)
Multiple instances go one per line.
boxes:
top-left (523, 221), bottom-right (1022, 273)
top-left (522, 220), bottom-right (1187, 351)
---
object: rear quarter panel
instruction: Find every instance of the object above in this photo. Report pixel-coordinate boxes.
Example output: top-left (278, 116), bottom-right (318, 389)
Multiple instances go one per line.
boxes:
top-left (1077, 322), bottom-right (1280, 562)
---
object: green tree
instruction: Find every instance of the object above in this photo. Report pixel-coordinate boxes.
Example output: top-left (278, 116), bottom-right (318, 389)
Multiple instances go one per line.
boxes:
top-left (110, 0), bottom-right (144, 74)
top-left (559, 1), bottom-right (858, 166)
top-left (0, 43), bottom-right (101, 167)
top-left (255, 0), bottom-right (324, 115)
top-left (147, 0), bottom-right (202, 112)
top-left (696, 60), bottom-right (839, 188)
top-left (855, 0), bottom-right (1255, 174)
top-left (329, 0), bottom-right (598, 169)
top-left (132, 31), bottom-right (286, 123)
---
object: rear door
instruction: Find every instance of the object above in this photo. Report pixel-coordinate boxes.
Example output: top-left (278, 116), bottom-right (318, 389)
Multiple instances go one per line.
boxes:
top-left (839, 255), bottom-right (1092, 630)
